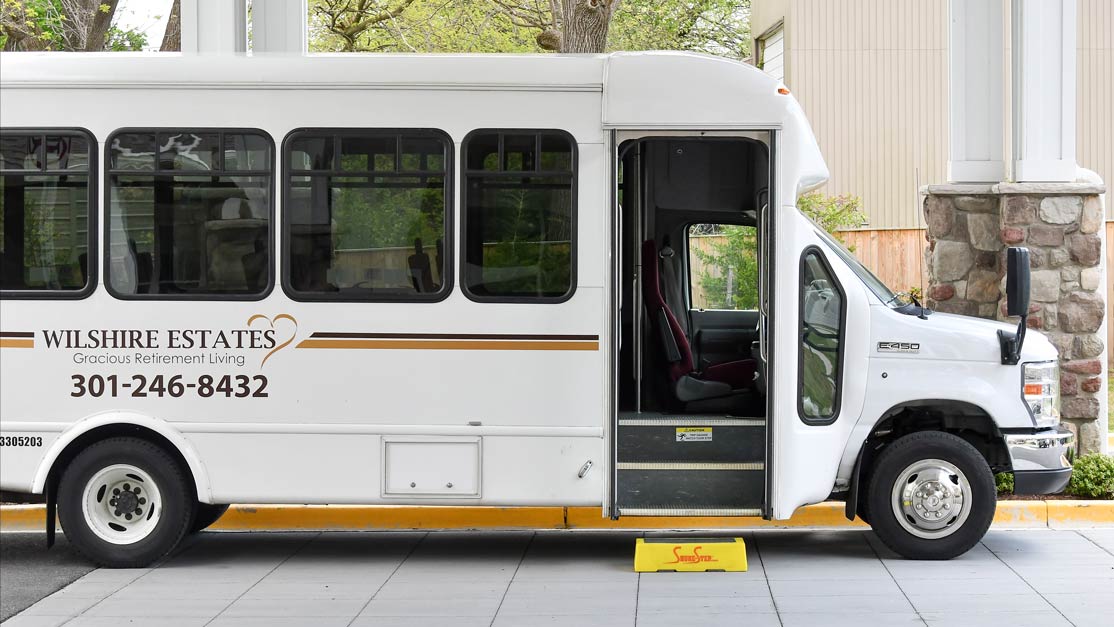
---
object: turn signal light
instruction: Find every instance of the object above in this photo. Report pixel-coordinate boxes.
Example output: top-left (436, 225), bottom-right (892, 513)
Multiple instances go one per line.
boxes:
top-left (1023, 383), bottom-right (1044, 396)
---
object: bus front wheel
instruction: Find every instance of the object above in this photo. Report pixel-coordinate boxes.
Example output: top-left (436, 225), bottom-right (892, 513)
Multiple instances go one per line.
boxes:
top-left (57, 437), bottom-right (195, 568)
top-left (866, 431), bottom-right (996, 560)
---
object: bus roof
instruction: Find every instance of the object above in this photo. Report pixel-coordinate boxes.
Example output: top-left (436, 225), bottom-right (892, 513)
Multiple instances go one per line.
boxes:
top-left (0, 50), bottom-right (829, 193)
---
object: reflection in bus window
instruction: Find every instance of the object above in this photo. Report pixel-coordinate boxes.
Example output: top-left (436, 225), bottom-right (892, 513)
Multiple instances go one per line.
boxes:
top-left (799, 250), bottom-right (844, 421)
top-left (284, 130), bottom-right (449, 301)
top-left (463, 131), bottom-right (575, 301)
top-left (0, 131), bottom-right (92, 293)
top-left (106, 130), bottom-right (272, 298)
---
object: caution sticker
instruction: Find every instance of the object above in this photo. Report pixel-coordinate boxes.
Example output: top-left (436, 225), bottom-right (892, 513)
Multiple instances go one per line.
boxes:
top-left (676, 427), bottom-right (712, 442)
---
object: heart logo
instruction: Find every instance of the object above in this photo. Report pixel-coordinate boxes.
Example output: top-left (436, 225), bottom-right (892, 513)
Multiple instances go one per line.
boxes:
top-left (247, 313), bottom-right (298, 368)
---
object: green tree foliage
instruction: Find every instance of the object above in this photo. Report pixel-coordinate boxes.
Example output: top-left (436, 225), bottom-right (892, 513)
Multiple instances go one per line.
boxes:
top-left (693, 193), bottom-right (866, 310)
top-left (691, 224), bottom-right (758, 310)
top-left (309, 0), bottom-right (750, 57)
top-left (1, 0), bottom-right (145, 51)
top-left (796, 192), bottom-right (868, 245)
top-left (1, 0), bottom-right (67, 49)
top-left (105, 23), bottom-right (146, 50)
top-left (609, 0), bottom-right (750, 58)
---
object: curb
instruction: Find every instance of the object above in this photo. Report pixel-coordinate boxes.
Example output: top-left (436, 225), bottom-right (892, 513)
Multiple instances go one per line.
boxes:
top-left (2, 501), bottom-right (1111, 532)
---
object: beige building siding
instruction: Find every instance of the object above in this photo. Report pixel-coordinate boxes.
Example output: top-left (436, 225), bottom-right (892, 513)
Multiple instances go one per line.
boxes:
top-left (753, 0), bottom-right (1114, 226)
top-left (1078, 0), bottom-right (1113, 217)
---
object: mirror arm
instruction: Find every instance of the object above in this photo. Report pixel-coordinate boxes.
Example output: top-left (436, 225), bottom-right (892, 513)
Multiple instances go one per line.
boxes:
top-left (998, 315), bottom-right (1027, 365)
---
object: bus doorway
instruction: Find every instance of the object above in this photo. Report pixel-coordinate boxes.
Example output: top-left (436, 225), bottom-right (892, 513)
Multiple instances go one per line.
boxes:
top-left (613, 134), bottom-right (772, 517)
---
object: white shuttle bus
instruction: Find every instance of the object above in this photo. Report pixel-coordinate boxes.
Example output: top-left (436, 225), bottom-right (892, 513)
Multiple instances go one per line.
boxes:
top-left (0, 52), bottom-right (1074, 566)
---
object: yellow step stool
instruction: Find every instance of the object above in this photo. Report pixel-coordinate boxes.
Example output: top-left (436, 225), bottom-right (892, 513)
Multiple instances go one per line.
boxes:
top-left (634, 537), bottom-right (747, 572)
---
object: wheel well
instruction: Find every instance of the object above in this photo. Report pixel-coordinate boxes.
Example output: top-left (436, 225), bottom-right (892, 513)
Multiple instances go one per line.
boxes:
top-left (849, 400), bottom-right (1010, 521)
top-left (46, 424), bottom-right (198, 502)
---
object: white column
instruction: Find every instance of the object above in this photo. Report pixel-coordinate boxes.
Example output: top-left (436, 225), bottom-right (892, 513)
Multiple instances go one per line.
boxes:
top-left (1012, 0), bottom-right (1077, 182)
top-left (948, 0), bottom-right (1005, 183)
top-left (253, 0), bottom-right (307, 55)
top-left (180, 0), bottom-right (248, 54)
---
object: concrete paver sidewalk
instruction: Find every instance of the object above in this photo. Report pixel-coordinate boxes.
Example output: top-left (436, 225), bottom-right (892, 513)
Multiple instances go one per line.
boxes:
top-left (3, 528), bottom-right (1113, 626)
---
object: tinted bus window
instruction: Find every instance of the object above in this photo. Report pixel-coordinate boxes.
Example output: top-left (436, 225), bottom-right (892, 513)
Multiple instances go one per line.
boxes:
top-left (283, 130), bottom-right (450, 302)
top-left (462, 130), bottom-right (575, 301)
top-left (799, 249), bottom-right (845, 423)
top-left (106, 130), bottom-right (273, 299)
top-left (0, 131), bottom-right (93, 295)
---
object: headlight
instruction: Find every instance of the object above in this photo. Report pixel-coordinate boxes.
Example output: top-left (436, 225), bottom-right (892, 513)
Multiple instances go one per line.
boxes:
top-left (1023, 361), bottom-right (1060, 428)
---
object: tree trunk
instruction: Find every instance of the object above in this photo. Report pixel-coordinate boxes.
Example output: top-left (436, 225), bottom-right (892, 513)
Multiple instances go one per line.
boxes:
top-left (161, 0), bottom-right (181, 51)
top-left (560, 0), bottom-right (620, 53)
top-left (83, 0), bottom-right (119, 51)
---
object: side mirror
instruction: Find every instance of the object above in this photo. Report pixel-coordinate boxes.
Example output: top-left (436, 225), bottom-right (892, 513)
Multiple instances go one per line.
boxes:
top-left (999, 247), bottom-right (1031, 365)
top-left (1005, 247), bottom-right (1031, 317)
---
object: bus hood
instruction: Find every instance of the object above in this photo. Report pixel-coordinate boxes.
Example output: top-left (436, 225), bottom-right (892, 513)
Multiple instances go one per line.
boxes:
top-left (870, 307), bottom-right (1058, 364)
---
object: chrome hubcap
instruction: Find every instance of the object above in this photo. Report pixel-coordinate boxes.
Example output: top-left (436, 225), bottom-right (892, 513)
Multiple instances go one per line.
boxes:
top-left (82, 464), bottom-right (162, 545)
top-left (891, 458), bottom-right (971, 539)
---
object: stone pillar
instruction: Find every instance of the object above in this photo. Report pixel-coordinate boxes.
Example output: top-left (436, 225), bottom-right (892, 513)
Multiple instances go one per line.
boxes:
top-left (922, 182), bottom-right (1107, 454)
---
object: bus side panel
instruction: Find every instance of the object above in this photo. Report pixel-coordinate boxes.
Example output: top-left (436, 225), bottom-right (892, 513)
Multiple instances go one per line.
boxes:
top-left (187, 433), bottom-right (601, 505)
top-left (0, 431), bottom-right (62, 493)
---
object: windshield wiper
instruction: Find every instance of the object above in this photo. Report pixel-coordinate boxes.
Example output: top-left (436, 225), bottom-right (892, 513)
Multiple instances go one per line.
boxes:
top-left (888, 291), bottom-right (931, 320)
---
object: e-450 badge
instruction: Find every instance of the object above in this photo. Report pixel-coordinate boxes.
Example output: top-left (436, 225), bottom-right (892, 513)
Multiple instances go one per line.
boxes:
top-left (878, 341), bottom-right (920, 353)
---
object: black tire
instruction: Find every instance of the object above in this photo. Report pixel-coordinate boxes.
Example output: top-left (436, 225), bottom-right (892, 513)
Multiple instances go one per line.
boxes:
top-left (57, 437), bottom-right (196, 568)
top-left (191, 503), bottom-right (230, 532)
top-left (866, 431), bottom-right (995, 560)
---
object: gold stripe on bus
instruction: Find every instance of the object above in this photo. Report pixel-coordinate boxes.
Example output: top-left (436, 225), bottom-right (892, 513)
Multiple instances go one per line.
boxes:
top-left (296, 339), bottom-right (598, 351)
top-left (0, 339), bottom-right (34, 348)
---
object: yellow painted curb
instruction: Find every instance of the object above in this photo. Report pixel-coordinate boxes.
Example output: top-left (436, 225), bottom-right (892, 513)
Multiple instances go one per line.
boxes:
top-left (0, 505), bottom-right (45, 531)
top-left (1047, 500), bottom-right (1114, 528)
top-left (216, 505), bottom-right (565, 531)
top-left (991, 500), bottom-right (1048, 528)
top-left (3, 500), bottom-right (1110, 533)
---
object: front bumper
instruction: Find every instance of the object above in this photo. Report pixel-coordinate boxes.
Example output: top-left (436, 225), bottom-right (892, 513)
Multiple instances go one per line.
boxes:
top-left (1005, 426), bottom-right (1075, 495)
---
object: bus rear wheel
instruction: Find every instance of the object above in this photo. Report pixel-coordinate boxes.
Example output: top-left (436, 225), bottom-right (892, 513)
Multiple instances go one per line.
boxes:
top-left (57, 437), bottom-right (195, 568)
top-left (866, 431), bottom-right (995, 560)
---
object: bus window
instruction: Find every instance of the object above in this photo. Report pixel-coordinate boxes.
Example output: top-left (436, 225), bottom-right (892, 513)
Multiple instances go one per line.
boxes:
top-left (106, 129), bottom-right (273, 299)
top-left (283, 130), bottom-right (451, 301)
top-left (462, 130), bottom-right (575, 302)
top-left (799, 248), bottom-right (845, 423)
top-left (687, 223), bottom-right (759, 311)
top-left (0, 131), bottom-right (93, 295)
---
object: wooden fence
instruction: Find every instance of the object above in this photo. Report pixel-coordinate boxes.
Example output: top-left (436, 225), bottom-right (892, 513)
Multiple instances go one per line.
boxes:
top-left (837, 229), bottom-right (929, 295)
top-left (1107, 222), bottom-right (1114, 367)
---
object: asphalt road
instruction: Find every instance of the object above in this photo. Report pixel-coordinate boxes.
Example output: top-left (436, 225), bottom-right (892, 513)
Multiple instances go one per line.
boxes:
top-left (0, 534), bottom-right (93, 622)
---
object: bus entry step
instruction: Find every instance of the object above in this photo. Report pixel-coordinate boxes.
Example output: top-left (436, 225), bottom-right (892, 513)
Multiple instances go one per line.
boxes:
top-left (633, 537), bottom-right (747, 572)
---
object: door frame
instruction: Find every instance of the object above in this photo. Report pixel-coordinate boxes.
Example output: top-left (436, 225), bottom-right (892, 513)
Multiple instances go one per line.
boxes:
top-left (607, 129), bottom-right (778, 519)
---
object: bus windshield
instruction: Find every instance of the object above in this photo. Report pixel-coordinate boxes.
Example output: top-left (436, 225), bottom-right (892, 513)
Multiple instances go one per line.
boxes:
top-left (811, 223), bottom-right (898, 305)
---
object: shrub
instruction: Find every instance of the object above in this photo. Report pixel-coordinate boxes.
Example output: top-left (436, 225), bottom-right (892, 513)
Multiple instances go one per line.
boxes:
top-left (995, 472), bottom-right (1014, 495)
top-left (796, 192), bottom-right (867, 249)
top-left (1065, 454), bottom-right (1114, 499)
